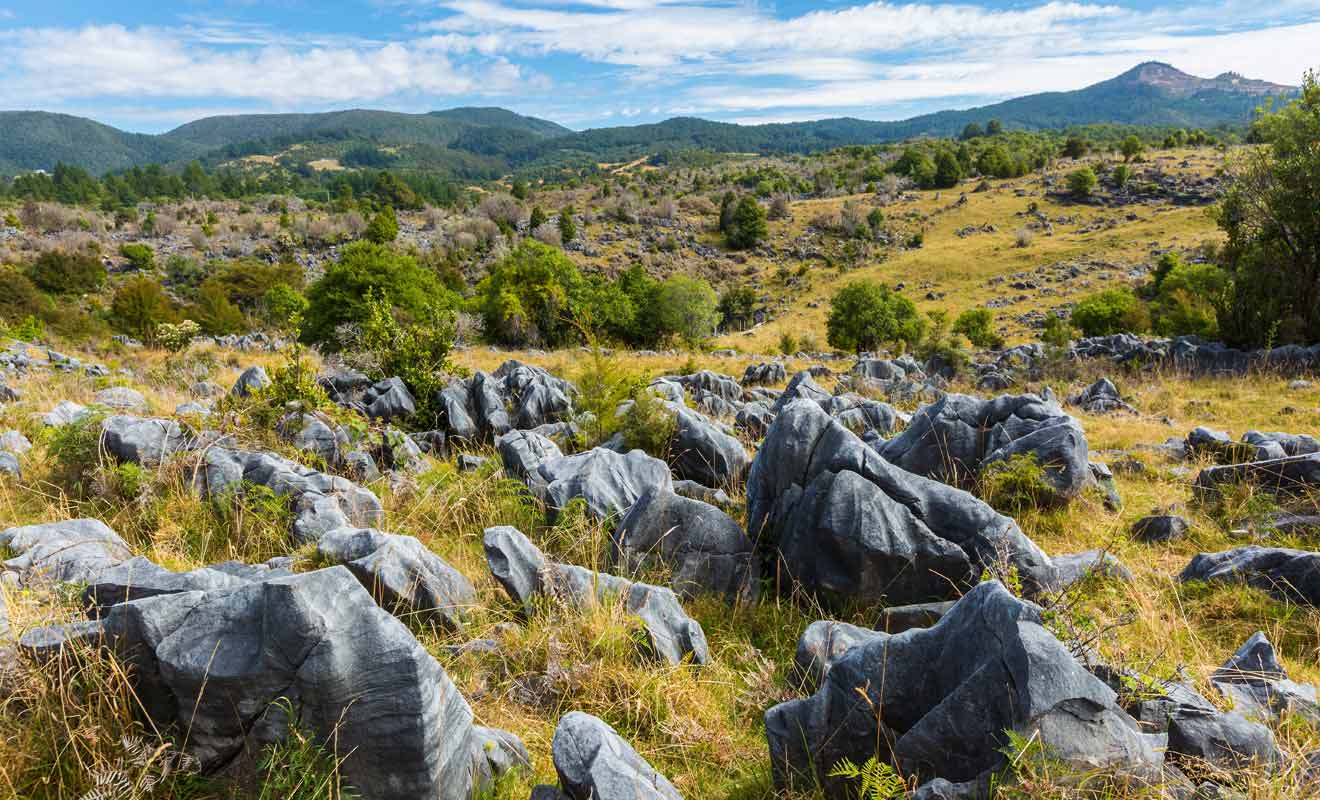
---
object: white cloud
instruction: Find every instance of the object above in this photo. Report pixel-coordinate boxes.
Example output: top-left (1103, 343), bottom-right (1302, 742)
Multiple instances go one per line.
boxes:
top-left (0, 23), bottom-right (537, 108)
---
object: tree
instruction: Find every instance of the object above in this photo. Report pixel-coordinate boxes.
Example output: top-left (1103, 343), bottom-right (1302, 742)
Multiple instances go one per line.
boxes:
top-left (529, 205), bottom-right (548, 230)
top-left (27, 248), bottom-right (106, 294)
top-left (303, 242), bottom-right (453, 348)
top-left (1071, 288), bottom-right (1149, 336)
top-left (1120, 135), bottom-right (1145, 162)
top-left (1067, 167), bottom-right (1098, 198)
top-left (933, 150), bottom-right (963, 189)
top-left (960, 122), bottom-right (984, 140)
top-left (364, 206), bottom-right (398, 244)
top-left (826, 280), bottom-right (925, 353)
top-left (726, 196), bottom-right (768, 250)
top-left (118, 243), bottom-right (154, 271)
top-left (191, 282), bottom-right (247, 335)
top-left (654, 274), bottom-right (720, 348)
top-left (986, 119), bottom-right (1004, 136)
top-left (263, 283), bottom-right (309, 329)
top-left (479, 239), bottom-right (586, 347)
top-left (1061, 137), bottom-right (1089, 159)
top-left (558, 205), bottom-right (577, 243)
top-left (718, 191), bottom-right (737, 233)
top-left (952, 308), bottom-right (1005, 349)
top-left (1216, 71), bottom-right (1320, 345)
top-left (717, 285), bottom-right (757, 332)
top-left (110, 276), bottom-right (176, 341)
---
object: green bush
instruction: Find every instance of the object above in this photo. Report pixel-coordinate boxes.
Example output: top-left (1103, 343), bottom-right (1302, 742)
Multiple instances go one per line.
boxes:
top-left (118, 243), bottom-right (154, 271)
top-left (156, 319), bottom-right (201, 352)
top-left (1150, 258), bottom-right (1229, 338)
top-left (263, 283), bottom-right (309, 329)
top-left (27, 248), bottom-right (106, 294)
top-left (980, 453), bottom-right (1054, 512)
top-left (952, 308), bottom-right (1004, 349)
top-left (654, 274), bottom-right (720, 349)
top-left (1066, 167), bottom-right (1098, 198)
top-left (210, 259), bottom-right (303, 311)
top-left (1070, 288), bottom-right (1149, 337)
top-left (303, 242), bottom-right (455, 349)
top-left (0, 267), bottom-right (45, 325)
top-left (826, 280), bottom-right (925, 353)
top-left (479, 239), bottom-right (586, 348)
top-left (364, 206), bottom-right (398, 244)
top-left (1041, 313), bottom-right (1074, 347)
top-left (620, 387), bottom-right (677, 458)
top-left (110, 276), bottom-right (177, 340)
top-left (353, 290), bottom-right (456, 428)
top-left (191, 282), bottom-right (247, 335)
top-left (725, 196), bottom-right (768, 250)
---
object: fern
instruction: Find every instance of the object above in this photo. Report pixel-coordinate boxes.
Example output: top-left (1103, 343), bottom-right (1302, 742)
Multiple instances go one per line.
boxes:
top-left (827, 756), bottom-right (904, 800)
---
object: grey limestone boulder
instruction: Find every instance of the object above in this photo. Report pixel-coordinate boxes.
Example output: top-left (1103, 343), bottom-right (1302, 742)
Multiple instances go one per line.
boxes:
top-left (230, 365), bottom-right (270, 398)
top-left (100, 415), bottom-right (196, 466)
top-left (1179, 546), bottom-right (1320, 606)
top-left (551, 711), bottom-right (682, 800)
top-left (1, 519), bottom-right (131, 585)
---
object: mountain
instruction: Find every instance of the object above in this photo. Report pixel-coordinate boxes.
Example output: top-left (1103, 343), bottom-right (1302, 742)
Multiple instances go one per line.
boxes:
top-left (0, 111), bottom-right (203, 176)
top-left (0, 63), bottom-right (1295, 177)
top-left (161, 107), bottom-right (567, 151)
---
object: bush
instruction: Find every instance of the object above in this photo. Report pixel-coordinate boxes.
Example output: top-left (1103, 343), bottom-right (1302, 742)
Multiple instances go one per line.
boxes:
top-left (263, 283), bottom-right (309, 329)
top-left (110, 276), bottom-right (177, 340)
top-left (118, 243), bottom-right (154, 271)
top-left (350, 290), bottom-right (456, 428)
top-left (27, 248), bottom-right (106, 294)
top-left (190, 281), bottom-right (247, 335)
top-left (826, 280), bottom-right (925, 353)
top-left (778, 331), bottom-right (798, 356)
top-left (1071, 288), bottom-right (1149, 337)
top-left (0, 267), bottom-right (45, 325)
top-left (364, 206), bottom-right (398, 244)
top-left (654, 274), bottom-right (720, 349)
top-left (725, 196), bottom-right (768, 250)
top-left (1066, 167), bottom-right (1098, 198)
top-left (479, 239), bottom-right (585, 348)
top-left (980, 453), bottom-right (1054, 512)
top-left (952, 308), bottom-right (1005, 349)
top-left (157, 319), bottom-right (201, 352)
top-left (210, 259), bottom-right (303, 311)
top-left (620, 387), bottom-right (677, 458)
top-left (1150, 258), bottom-right (1229, 338)
top-left (303, 241), bottom-right (455, 349)
top-left (1041, 313), bottom-right (1074, 347)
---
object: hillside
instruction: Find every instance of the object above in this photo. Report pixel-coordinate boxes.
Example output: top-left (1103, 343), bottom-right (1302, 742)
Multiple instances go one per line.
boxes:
top-left (0, 63), bottom-right (1294, 176)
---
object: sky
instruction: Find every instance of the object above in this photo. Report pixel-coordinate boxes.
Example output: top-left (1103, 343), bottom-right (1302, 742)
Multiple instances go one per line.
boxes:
top-left (0, 0), bottom-right (1317, 133)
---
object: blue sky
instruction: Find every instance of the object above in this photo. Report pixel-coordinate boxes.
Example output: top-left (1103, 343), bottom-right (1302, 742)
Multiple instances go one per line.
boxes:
top-left (0, 0), bottom-right (1317, 132)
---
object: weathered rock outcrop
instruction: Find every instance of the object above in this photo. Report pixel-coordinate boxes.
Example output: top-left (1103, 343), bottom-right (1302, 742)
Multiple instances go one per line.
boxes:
top-left (613, 488), bottom-right (757, 602)
top-left (666, 402), bottom-right (749, 488)
top-left (524, 447), bottom-right (673, 522)
top-left (765, 582), bottom-right (1164, 792)
top-left (747, 400), bottom-right (1053, 607)
top-left (1210, 632), bottom-right (1319, 723)
top-left (484, 525), bottom-right (708, 665)
top-left (1194, 453), bottom-right (1320, 498)
top-left (100, 415), bottom-right (196, 466)
top-left (1179, 546), bottom-right (1320, 606)
top-left (548, 711), bottom-right (682, 800)
top-left (1, 519), bottom-right (132, 585)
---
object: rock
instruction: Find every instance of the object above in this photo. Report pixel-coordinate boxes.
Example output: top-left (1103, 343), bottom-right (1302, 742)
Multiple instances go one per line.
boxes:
top-left (1166, 707), bottom-right (1278, 774)
top-left (1133, 514), bottom-right (1191, 543)
top-left (21, 567), bottom-right (479, 800)
top-left (409, 430), bottom-right (448, 457)
top-left (770, 371), bottom-right (832, 415)
top-left (278, 411), bottom-right (349, 466)
top-left (0, 431), bottom-right (31, 455)
top-left (100, 415), bottom-right (196, 466)
top-left (189, 381), bottom-right (224, 398)
top-left (747, 400), bottom-right (1053, 608)
top-left (765, 581), bottom-right (1164, 792)
top-left (672, 479), bottom-right (732, 507)
top-left (735, 401), bottom-right (775, 439)
top-left (364, 377), bottom-right (416, 422)
top-left (471, 725), bottom-right (530, 780)
top-left (0, 451), bottom-right (20, 479)
top-left (0, 384), bottom-right (20, 403)
top-left (495, 360), bottom-right (576, 431)
top-left (1069, 378), bottom-right (1136, 414)
top-left (1241, 430), bottom-right (1320, 459)
top-left (1179, 546), bottom-right (1320, 605)
top-left (496, 429), bottom-right (563, 484)
top-left (1090, 461), bottom-right (1123, 511)
top-left (1050, 550), bottom-right (1134, 590)
top-left (793, 620), bottom-right (885, 689)
top-left (613, 488), bottom-right (757, 602)
top-left (174, 401), bottom-right (210, 417)
top-left (484, 526), bottom-right (708, 665)
top-left (531, 448), bottom-right (673, 523)
top-left (551, 711), bottom-right (682, 800)
top-left (880, 600), bottom-right (956, 633)
top-left (1185, 427), bottom-right (1255, 464)
top-left (316, 527), bottom-right (476, 631)
top-left (457, 454), bottom-right (486, 472)
top-left (374, 427), bottom-right (430, 475)
top-left (1194, 453), bottom-right (1320, 498)
top-left (194, 447), bottom-right (384, 543)
top-left (438, 381), bottom-right (480, 441)
top-left (318, 368), bottom-right (372, 405)
top-left (743, 362), bottom-right (787, 386)
top-left (81, 556), bottom-right (267, 612)
top-left (230, 365), bottom-right (270, 398)
top-left (345, 450), bottom-right (381, 482)
top-left (1210, 632), bottom-right (1319, 723)
top-left (93, 386), bottom-right (147, 412)
top-left (877, 392), bottom-right (1090, 505)
top-left (471, 371), bottom-right (511, 436)
top-left (0, 519), bottom-right (131, 585)
top-left (666, 402), bottom-right (750, 488)
top-left (42, 400), bottom-right (90, 426)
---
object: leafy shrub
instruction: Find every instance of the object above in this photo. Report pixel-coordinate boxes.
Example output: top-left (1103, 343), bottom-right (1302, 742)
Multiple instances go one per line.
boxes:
top-left (1041, 313), bottom-right (1074, 347)
top-left (0, 266), bottom-right (45, 325)
top-left (619, 387), bottom-right (677, 458)
top-left (209, 259), bottom-right (303, 311)
top-left (778, 331), bottom-right (798, 355)
top-left (118, 242), bottom-right (154, 271)
top-left (27, 248), bottom-right (106, 294)
top-left (826, 280), bottom-right (925, 353)
top-left (725, 196), bottom-right (768, 250)
top-left (980, 453), bottom-right (1054, 512)
top-left (45, 410), bottom-right (106, 496)
top-left (1066, 167), bottom-right (1098, 198)
top-left (952, 308), bottom-right (1004, 349)
top-left (110, 276), bottom-right (177, 340)
top-left (351, 291), bottom-right (456, 428)
top-left (654, 274), bottom-right (720, 349)
top-left (915, 310), bottom-right (970, 374)
top-left (263, 283), bottom-right (309, 329)
top-left (364, 206), bottom-right (398, 244)
top-left (1150, 257), bottom-right (1229, 338)
top-left (303, 242), bottom-right (455, 349)
top-left (1070, 288), bottom-right (1149, 337)
top-left (190, 282), bottom-right (247, 335)
top-left (573, 343), bottom-right (644, 447)
top-left (479, 239), bottom-right (585, 348)
top-left (157, 319), bottom-right (201, 352)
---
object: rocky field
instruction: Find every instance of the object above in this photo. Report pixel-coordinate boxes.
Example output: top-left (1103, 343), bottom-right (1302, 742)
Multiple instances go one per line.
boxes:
top-left (3, 330), bottom-right (1320, 800)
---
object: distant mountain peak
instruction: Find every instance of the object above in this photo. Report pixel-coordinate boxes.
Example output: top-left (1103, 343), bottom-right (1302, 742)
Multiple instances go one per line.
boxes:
top-left (1107, 61), bottom-right (1292, 98)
